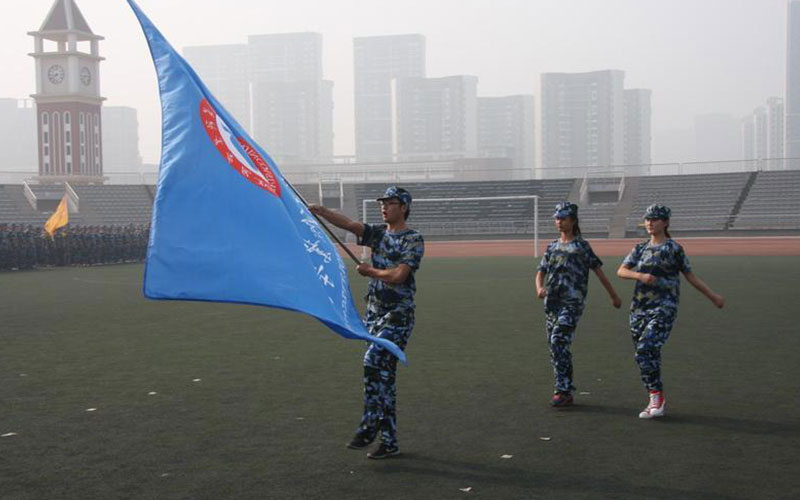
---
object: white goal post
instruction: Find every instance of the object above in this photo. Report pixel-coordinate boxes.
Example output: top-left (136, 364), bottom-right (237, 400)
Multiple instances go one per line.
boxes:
top-left (361, 195), bottom-right (540, 258)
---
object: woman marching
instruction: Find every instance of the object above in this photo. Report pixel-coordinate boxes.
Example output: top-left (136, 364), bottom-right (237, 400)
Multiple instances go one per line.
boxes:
top-left (617, 204), bottom-right (725, 419)
top-left (536, 202), bottom-right (622, 407)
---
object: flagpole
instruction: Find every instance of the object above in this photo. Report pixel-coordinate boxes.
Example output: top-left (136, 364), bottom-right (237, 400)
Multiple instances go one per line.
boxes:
top-left (284, 182), bottom-right (362, 265)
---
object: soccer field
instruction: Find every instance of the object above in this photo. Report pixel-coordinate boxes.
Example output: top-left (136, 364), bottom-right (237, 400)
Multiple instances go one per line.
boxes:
top-left (1, 256), bottom-right (798, 499)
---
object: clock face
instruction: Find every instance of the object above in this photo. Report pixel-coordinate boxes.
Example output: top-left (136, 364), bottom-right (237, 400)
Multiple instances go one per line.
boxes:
top-left (80, 67), bottom-right (92, 86)
top-left (47, 64), bottom-right (65, 85)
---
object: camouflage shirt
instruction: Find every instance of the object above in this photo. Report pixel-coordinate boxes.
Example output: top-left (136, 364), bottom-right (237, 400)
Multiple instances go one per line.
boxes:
top-left (537, 237), bottom-right (603, 306)
top-left (622, 239), bottom-right (692, 313)
top-left (358, 223), bottom-right (425, 311)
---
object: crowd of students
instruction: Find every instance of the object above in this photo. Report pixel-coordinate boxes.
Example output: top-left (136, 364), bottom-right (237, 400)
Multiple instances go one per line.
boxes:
top-left (0, 223), bottom-right (149, 271)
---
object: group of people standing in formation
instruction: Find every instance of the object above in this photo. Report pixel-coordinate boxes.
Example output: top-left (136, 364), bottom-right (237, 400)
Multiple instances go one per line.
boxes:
top-left (311, 186), bottom-right (725, 460)
top-left (0, 223), bottom-right (149, 271)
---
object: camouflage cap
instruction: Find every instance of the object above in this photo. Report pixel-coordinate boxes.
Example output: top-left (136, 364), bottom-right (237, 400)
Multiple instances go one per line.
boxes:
top-left (376, 186), bottom-right (412, 206)
top-left (643, 204), bottom-right (671, 220)
top-left (553, 201), bottom-right (579, 219)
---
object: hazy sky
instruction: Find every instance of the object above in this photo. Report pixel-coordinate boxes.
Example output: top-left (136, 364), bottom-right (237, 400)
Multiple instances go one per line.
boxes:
top-left (0, 0), bottom-right (789, 164)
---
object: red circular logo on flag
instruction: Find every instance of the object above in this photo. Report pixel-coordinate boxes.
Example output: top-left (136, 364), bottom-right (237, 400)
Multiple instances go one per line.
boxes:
top-left (199, 99), bottom-right (281, 197)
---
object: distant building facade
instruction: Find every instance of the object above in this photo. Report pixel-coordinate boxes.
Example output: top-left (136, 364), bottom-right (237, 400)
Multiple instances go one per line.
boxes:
top-left (277, 157), bottom-right (515, 185)
top-left (184, 32), bottom-right (333, 165)
top-left (742, 97), bottom-right (784, 167)
top-left (247, 33), bottom-right (333, 164)
top-left (183, 44), bottom-right (251, 132)
top-left (541, 70), bottom-right (626, 174)
top-left (0, 99), bottom-right (37, 171)
top-left (250, 79), bottom-right (333, 164)
top-left (754, 106), bottom-right (769, 161)
top-left (766, 97), bottom-right (785, 162)
top-left (624, 89), bottom-right (652, 173)
top-left (391, 75), bottom-right (478, 161)
top-left (742, 115), bottom-right (757, 161)
top-left (353, 34), bottom-right (426, 161)
top-left (477, 95), bottom-right (535, 175)
top-left (102, 106), bottom-right (142, 175)
top-left (786, 1), bottom-right (800, 160)
top-left (248, 32), bottom-right (323, 82)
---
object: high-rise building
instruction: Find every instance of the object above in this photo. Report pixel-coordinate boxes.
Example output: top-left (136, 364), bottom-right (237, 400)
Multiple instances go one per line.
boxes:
top-left (786, 1), bottom-right (800, 160)
top-left (247, 33), bottom-right (333, 164)
top-left (754, 106), bottom-right (769, 161)
top-left (353, 34), bottom-right (426, 161)
top-left (391, 75), bottom-right (478, 161)
top-left (0, 99), bottom-right (37, 171)
top-left (742, 97), bottom-right (784, 166)
top-left (624, 89), bottom-right (652, 171)
top-left (183, 44), bottom-right (250, 132)
top-left (477, 95), bottom-right (535, 175)
top-left (28, 0), bottom-right (105, 182)
top-left (766, 97), bottom-right (785, 162)
top-left (186, 33), bottom-right (333, 164)
top-left (742, 115), bottom-right (757, 161)
top-left (251, 80), bottom-right (334, 164)
top-left (541, 70), bottom-right (626, 173)
top-left (102, 106), bottom-right (142, 175)
top-left (248, 33), bottom-right (323, 82)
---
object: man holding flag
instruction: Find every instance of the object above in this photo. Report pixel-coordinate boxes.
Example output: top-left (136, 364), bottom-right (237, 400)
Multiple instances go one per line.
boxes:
top-left (310, 186), bottom-right (424, 459)
top-left (127, 0), bottom-right (406, 362)
top-left (126, 0), bottom-right (416, 460)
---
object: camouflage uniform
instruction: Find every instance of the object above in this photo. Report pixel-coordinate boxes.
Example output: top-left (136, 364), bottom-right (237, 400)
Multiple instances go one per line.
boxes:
top-left (55, 229), bottom-right (68, 266)
top-left (25, 228), bottom-right (34, 268)
top-left (8, 224), bottom-right (21, 270)
top-left (0, 226), bottom-right (8, 271)
top-left (0, 225), bottom-right (7, 271)
top-left (353, 192), bottom-right (424, 450)
top-left (622, 205), bottom-right (691, 392)
top-left (138, 224), bottom-right (148, 261)
top-left (538, 235), bottom-right (603, 393)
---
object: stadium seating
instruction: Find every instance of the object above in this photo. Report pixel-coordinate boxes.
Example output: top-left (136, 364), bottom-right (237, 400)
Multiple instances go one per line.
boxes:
top-left (354, 180), bottom-right (574, 237)
top-left (732, 170), bottom-right (800, 230)
top-left (1, 172), bottom-right (797, 235)
top-left (625, 172), bottom-right (750, 233)
top-left (70, 185), bottom-right (154, 226)
top-left (0, 183), bottom-right (326, 227)
top-left (0, 185), bottom-right (53, 225)
top-left (290, 183), bottom-right (321, 205)
top-left (577, 202), bottom-right (616, 235)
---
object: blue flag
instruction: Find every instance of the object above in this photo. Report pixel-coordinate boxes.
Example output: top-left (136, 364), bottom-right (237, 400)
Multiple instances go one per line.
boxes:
top-left (127, 0), bottom-right (405, 363)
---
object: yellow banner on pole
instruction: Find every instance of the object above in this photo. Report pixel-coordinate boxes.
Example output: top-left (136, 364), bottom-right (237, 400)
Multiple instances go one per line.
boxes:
top-left (44, 195), bottom-right (69, 238)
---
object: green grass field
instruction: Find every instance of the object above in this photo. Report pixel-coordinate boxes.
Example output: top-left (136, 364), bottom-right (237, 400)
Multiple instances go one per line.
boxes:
top-left (1, 256), bottom-right (799, 499)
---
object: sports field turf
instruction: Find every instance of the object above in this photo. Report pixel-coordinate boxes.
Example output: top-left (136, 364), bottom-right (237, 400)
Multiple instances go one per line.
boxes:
top-left (1, 256), bottom-right (798, 499)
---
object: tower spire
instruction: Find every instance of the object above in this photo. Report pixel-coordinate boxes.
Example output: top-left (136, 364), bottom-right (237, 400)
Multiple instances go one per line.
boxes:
top-left (36, 0), bottom-right (97, 41)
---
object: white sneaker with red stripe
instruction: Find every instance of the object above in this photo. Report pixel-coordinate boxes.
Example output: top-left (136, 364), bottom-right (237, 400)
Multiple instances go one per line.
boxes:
top-left (639, 390), bottom-right (665, 419)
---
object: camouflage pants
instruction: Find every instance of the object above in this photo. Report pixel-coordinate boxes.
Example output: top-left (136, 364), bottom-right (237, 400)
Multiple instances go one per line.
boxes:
top-left (355, 307), bottom-right (414, 448)
top-left (630, 308), bottom-right (676, 391)
top-left (545, 302), bottom-right (583, 393)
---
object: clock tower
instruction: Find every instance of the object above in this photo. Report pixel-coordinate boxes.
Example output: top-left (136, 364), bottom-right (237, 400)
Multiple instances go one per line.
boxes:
top-left (29, 0), bottom-right (105, 183)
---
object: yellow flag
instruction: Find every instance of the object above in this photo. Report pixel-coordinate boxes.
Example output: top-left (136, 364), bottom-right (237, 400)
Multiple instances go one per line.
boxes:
top-left (44, 195), bottom-right (69, 238)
